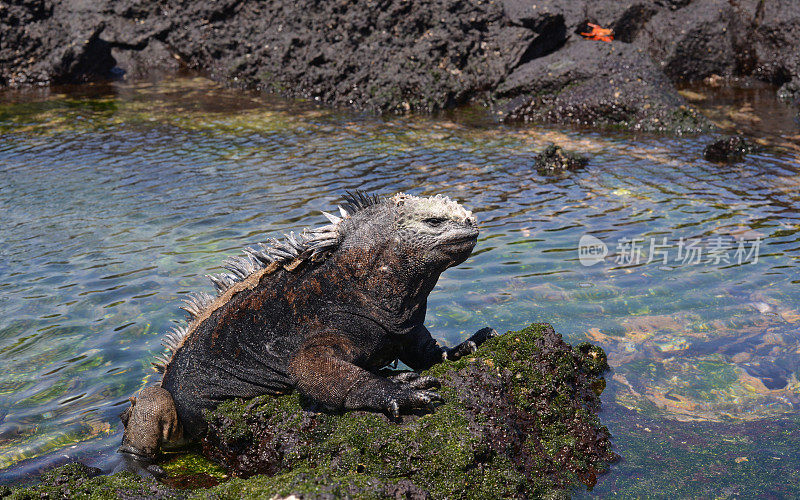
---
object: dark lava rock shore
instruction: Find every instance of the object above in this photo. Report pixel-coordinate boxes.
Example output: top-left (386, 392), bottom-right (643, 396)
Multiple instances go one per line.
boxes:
top-left (4, 323), bottom-right (618, 499)
top-left (3, 1), bottom-right (798, 131)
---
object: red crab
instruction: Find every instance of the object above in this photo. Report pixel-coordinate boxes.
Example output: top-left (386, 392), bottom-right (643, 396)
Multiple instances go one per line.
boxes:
top-left (581, 23), bottom-right (614, 42)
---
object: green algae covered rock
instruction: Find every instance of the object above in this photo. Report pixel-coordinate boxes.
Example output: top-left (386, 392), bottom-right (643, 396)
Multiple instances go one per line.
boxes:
top-left (199, 323), bottom-right (618, 498)
top-left (2, 462), bottom-right (179, 499)
top-left (5, 323), bottom-right (617, 499)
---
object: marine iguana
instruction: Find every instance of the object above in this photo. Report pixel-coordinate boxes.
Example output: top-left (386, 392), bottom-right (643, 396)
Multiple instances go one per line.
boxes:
top-left (118, 191), bottom-right (496, 462)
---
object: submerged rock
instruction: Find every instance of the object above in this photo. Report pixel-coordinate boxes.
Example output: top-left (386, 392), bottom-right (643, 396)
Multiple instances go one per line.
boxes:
top-left (703, 135), bottom-right (755, 163)
top-left (5, 324), bottom-right (617, 498)
top-left (533, 144), bottom-right (589, 175)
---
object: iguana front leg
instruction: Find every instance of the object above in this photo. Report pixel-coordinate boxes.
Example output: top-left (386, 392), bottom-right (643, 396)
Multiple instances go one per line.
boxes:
top-left (400, 325), bottom-right (498, 371)
top-left (289, 333), bottom-right (442, 418)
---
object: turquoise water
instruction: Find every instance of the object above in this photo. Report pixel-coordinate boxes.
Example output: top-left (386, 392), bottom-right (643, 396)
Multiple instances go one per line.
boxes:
top-left (0, 77), bottom-right (799, 496)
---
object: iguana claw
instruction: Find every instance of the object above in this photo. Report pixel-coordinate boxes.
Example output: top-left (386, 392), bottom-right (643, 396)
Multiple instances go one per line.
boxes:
top-left (386, 389), bottom-right (443, 420)
top-left (388, 400), bottom-right (401, 420)
top-left (471, 327), bottom-right (499, 344)
top-left (445, 327), bottom-right (498, 361)
top-left (382, 373), bottom-right (443, 419)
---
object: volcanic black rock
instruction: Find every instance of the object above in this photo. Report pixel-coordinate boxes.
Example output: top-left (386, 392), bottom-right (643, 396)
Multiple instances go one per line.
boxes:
top-left (703, 135), bottom-right (755, 163)
top-left (6, 0), bottom-right (798, 131)
top-left (533, 143), bottom-right (589, 175)
top-left (497, 40), bottom-right (711, 132)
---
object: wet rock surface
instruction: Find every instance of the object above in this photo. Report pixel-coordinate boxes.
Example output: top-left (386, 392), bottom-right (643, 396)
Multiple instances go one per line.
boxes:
top-left (4, 324), bottom-right (617, 499)
top-left (2, 0), bottom-right (799, 130)
top-left (496, 40), bottom-right (711, 132)
top-left (703, 135), bottom-right (755, 163)
top-left (634, 0), bottom-right (747, 82)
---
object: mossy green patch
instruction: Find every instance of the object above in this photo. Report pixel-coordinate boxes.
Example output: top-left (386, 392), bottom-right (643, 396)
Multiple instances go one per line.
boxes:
top-left (159, 452), bottom-right (228, 490)
top-left (3, 463), bottom-right (178, 500)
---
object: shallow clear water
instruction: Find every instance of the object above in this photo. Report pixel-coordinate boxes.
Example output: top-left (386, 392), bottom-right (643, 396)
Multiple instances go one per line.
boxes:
top-left (0, 77), bottom-right (799, 496)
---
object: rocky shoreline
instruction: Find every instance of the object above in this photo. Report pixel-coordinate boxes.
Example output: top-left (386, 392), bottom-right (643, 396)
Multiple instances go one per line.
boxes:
top-left (2, 1), bottom-right (799, 132)
top-left (3, 324), bottom-right (618, 498)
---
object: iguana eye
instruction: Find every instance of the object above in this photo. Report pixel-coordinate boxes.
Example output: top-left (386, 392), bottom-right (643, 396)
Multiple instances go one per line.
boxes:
top-left (423, 217), bottom-right (447, 227)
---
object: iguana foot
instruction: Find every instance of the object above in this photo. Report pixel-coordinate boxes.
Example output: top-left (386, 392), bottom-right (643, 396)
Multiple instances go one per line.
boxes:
top-left (344, 371), bottom-right (442, 420)
top-left (118, 386), bottom-right (183, 461)
top-left (445, 327), bottom-right (498, 361)
top-left (385, 372), bottom-right (443, 419)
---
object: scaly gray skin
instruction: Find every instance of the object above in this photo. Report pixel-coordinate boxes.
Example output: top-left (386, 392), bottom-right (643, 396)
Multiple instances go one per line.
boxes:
top-left (118, 191), bottom-right (496, 467)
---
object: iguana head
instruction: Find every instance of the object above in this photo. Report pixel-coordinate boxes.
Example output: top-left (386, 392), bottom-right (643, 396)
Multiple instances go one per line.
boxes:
top-left (333, 191), bottom-right (478, 280)
top-left (390, 192), bottom-right (478, 269)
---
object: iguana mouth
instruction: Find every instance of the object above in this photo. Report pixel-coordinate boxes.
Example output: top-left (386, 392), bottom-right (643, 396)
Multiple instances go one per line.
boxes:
top-left (441, 235), bottom-right (477, 245)
top-left (436, 234), bottom-right (478, 254)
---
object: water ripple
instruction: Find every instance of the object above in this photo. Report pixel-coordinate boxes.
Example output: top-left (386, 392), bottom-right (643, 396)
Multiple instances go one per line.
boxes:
top-left (0, 78), bottom-right (799, 484)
